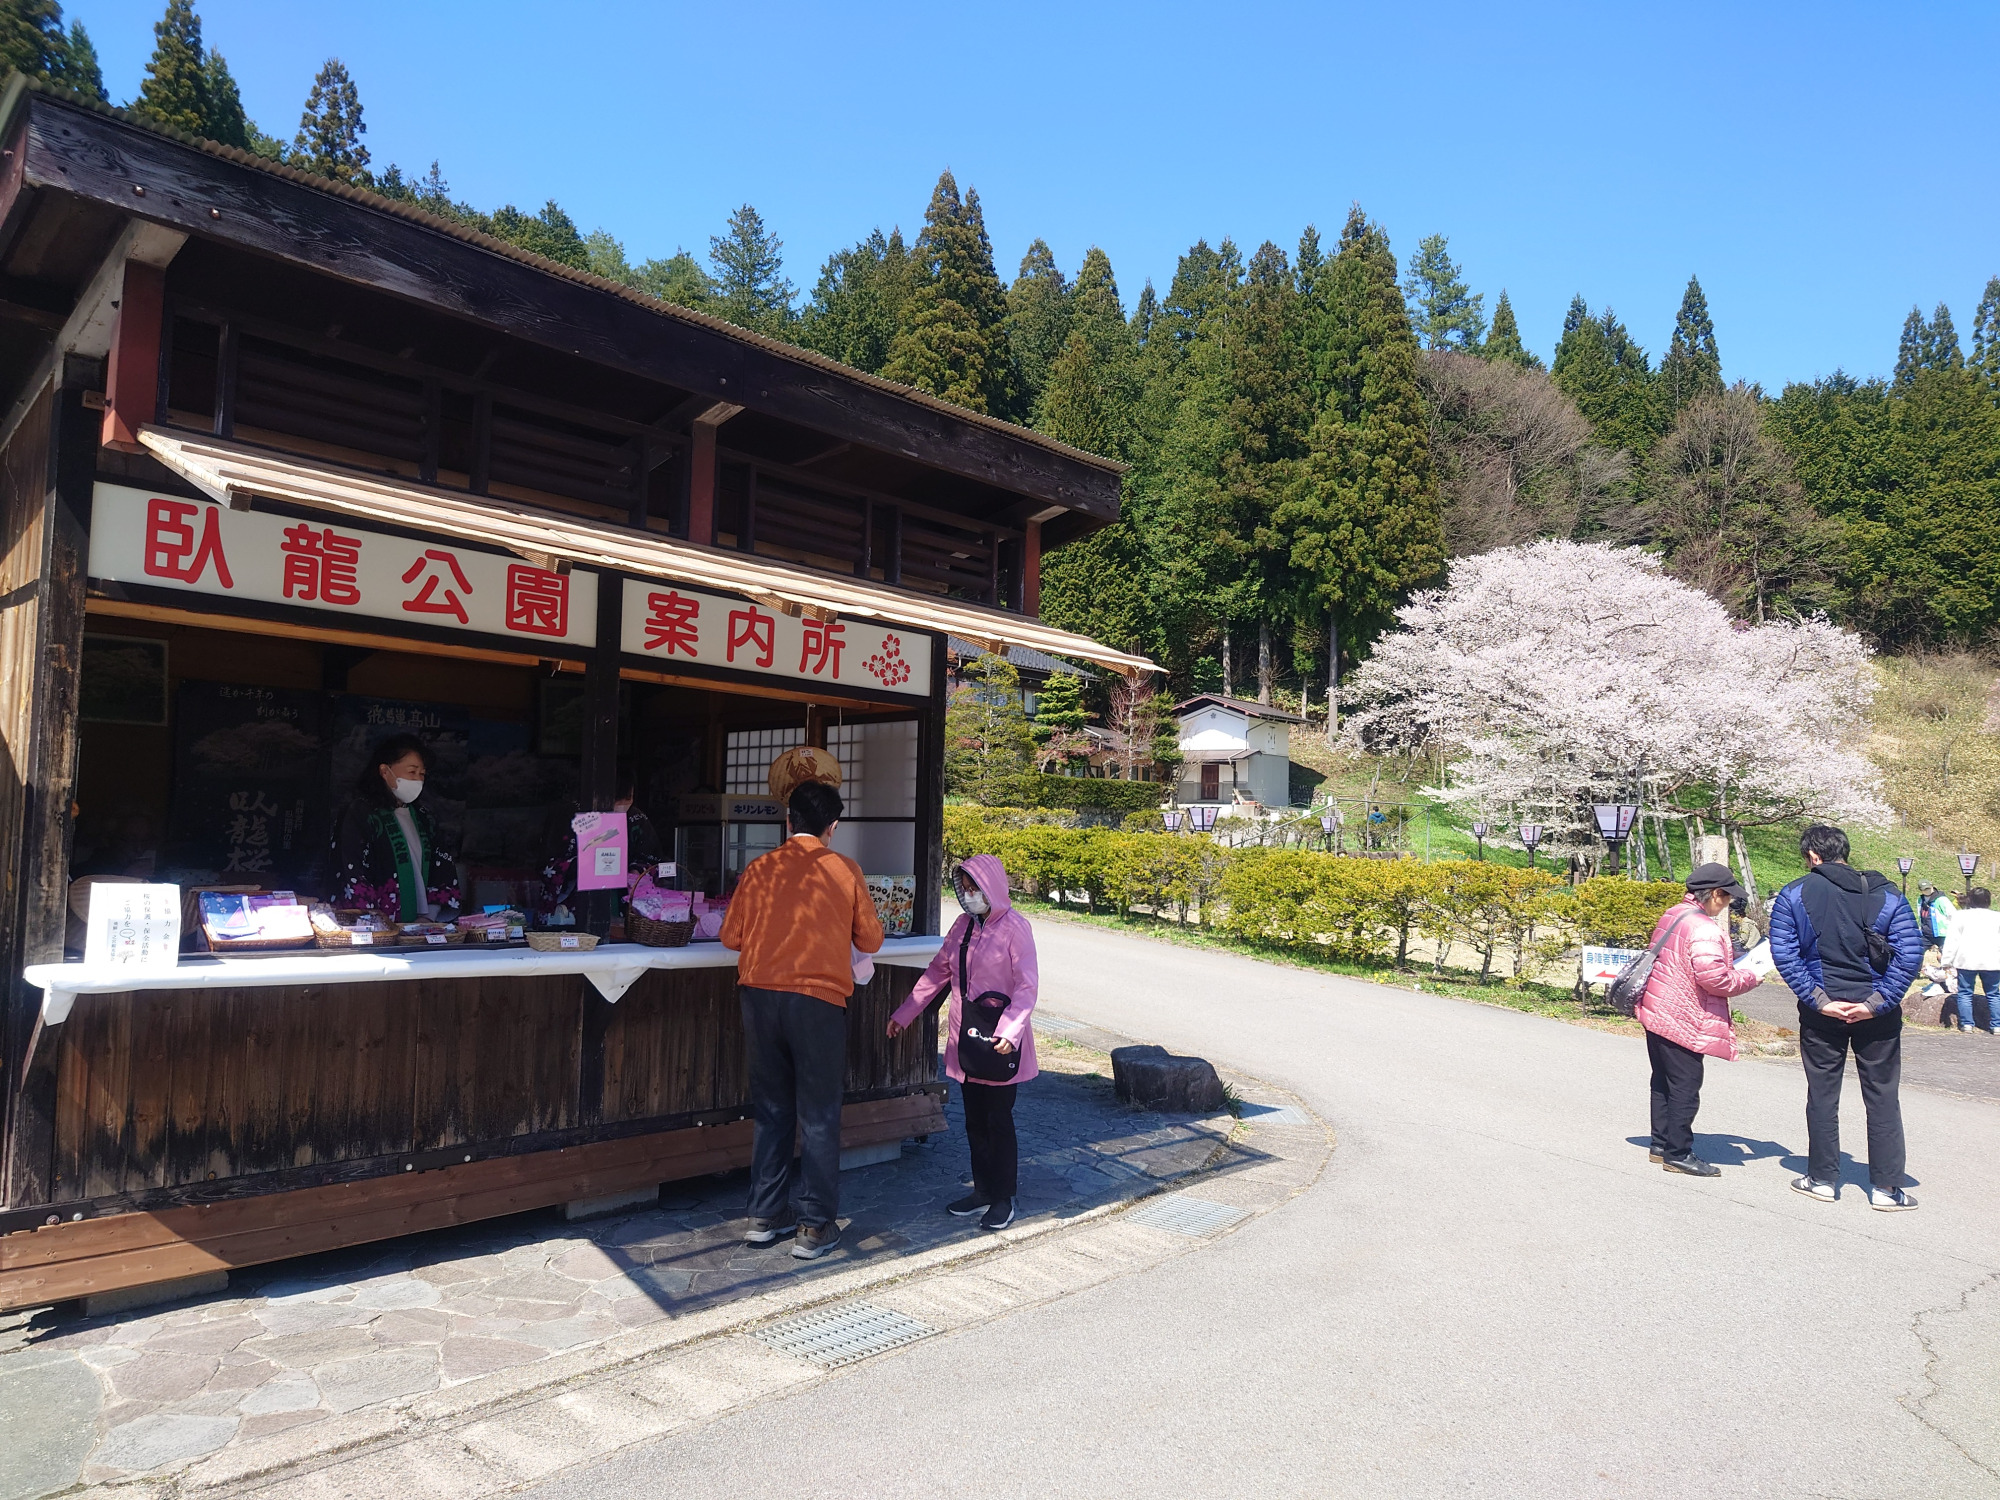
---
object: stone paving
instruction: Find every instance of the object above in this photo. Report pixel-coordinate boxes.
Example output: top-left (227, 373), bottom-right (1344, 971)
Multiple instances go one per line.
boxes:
top-left (0, 1033), bottom-right (1232, 1499)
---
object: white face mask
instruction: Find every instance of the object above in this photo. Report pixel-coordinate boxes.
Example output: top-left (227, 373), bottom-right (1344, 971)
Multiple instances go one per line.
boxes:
top-left (391, 777), bottom-right (424, 805)
top-left (956, 883), bottom-right (989, 916)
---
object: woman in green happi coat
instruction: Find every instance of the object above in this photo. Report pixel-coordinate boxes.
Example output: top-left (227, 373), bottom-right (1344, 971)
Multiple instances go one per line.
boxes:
top-left (330, 734), bottom-right (460, 920)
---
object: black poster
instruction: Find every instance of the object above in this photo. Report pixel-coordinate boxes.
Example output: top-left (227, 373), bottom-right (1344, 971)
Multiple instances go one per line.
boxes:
top-left (326, 694), bottom-right (473, 856)
top-left (167, 683), bottom-right (326, 884)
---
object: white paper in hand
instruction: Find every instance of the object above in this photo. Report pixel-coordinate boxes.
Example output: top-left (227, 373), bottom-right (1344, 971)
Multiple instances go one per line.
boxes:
top-left (84, 883), bottom-right (182, 973)
top-left (1735, 940), bottom-right (1776, 977)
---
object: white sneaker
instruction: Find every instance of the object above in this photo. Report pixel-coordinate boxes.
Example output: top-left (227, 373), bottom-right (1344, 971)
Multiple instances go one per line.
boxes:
top-left (1790, 1175), bottom-right (1837, 1202)
top-left (1869, 1186), bottom-right (1918, 1212)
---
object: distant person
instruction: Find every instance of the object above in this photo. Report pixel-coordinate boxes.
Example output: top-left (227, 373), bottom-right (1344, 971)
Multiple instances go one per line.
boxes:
top-left (1769, 825), bottom-right (1925, 1210)
top-left (720, 781), bottom-right (884, 1260)
top-left (1942, 887), bottom-right (2000, 1035)
top-left (1635, 864), bottom-right (1764, 1177)
top-left (1917, 880), bottom-right (1957, 960)
top-left (888, 856), bottom-right (1039, 1231)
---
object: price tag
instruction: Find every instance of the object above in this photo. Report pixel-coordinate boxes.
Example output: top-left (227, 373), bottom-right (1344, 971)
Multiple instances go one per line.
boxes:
top-left (658, 862), bottom-right (676, 878)
top-left (559, 934), bottom-right (580, 950)
top-left (351, 931), bottom-right (373, 946)
top-left (427, 933), bottom-right (447, 945)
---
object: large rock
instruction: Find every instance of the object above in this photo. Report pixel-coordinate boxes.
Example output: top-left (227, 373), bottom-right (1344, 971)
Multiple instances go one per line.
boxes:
top-left (1111, 1045), bottom-right (1225, 1113)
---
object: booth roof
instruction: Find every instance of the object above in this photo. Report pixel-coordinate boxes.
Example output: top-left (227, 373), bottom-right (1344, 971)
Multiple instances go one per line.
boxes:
top-left (139, 427), bottom-right (1162, 677)
top-left (0, 76), bottom-right (1124, 485)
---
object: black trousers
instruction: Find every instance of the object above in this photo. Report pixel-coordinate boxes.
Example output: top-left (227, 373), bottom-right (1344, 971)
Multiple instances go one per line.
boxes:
top-left (740, 986), bottom-right (847, 1226)
top-left (1646, 1029), bottom-right (1705, 1159)
top-left (1798, 1006), bottom-right (1905, 1189)
top-left (960, 1080), bottom-right (1019, 1200)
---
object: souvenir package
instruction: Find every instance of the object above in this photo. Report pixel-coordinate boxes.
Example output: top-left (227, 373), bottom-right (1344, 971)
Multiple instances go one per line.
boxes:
top-left (200, 891), bottom-right (315, 951)
top-left (690, 892), bottom-right (729, 943)
top-left (866, 876), bottom-right (916, 937)
top-left (308, 904), bottom-right (399, 949)
top-left (457, 909), bottom-right (526, 943)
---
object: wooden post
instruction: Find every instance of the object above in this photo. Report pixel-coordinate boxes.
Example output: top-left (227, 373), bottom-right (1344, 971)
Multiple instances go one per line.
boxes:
top-left (101, 260), bottom-right (165, 452)
top-left (804, 704), bottom-right (826, 750)
top-left (469, 392), bottom-right (492, 494)
top-left (688, 421), bottom-right (718, 545)
top-left (913, 635), bottom-right (948, 937)
top-left (3, 377), bottom-right (94, 1206)
top-left (212, 322), bottom-right (238, 440)
top-left (575, 570), bottom-right (624, 1118)
top-left (1023, 519), bottom-right (1042, 616)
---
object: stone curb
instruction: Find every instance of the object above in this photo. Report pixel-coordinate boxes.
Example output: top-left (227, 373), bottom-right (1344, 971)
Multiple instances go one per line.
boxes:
top-left (81, 1052), bottom-right (1331, 1500)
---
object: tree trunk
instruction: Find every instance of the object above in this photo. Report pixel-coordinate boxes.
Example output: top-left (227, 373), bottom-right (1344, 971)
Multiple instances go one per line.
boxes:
top-left (1731, 826), bottom-right (1760, 906)
top-left (1326, 607), bottom-right (1340, 744)
top-left (1221, 624), bottom-right (1232, 699)
top-left (1257, 620), bottom-right (1273, 705)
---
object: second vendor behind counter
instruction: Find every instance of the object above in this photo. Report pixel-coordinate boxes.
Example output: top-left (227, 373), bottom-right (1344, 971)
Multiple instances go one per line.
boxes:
top-left (330, 734), bottom-right (461, 922)
top-left (537, 767), bottom-right (666, 925)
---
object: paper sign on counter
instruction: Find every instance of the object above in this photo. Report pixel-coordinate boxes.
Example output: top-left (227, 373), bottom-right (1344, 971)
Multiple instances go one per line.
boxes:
top-left (83, 883), bottom-right (182, 973)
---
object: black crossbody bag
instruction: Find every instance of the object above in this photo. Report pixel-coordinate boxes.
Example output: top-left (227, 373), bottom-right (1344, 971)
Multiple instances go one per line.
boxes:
top-left (953, 921), bottom-right (1021, 1083)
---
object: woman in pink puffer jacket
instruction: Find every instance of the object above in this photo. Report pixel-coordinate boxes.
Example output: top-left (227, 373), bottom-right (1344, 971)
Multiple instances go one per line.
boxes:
top-left (1637, 864), bottom-right (1763, 1176)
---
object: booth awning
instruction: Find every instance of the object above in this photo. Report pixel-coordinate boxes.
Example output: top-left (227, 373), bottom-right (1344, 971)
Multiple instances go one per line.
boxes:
top-left (137, 429), bottom-right (1160, 677)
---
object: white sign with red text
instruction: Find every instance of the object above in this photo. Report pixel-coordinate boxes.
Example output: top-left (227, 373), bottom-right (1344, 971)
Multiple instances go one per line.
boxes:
top-left (88, 483), bottom-right (599, 648)
top-left (620, 581), bottom-right (931, 696)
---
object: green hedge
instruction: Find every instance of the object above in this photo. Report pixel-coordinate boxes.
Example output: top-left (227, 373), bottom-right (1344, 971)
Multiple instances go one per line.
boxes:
top-left (987, 773), bottom-right (1164, 814)
top-left (941, 807), bottom-right (1684, 984)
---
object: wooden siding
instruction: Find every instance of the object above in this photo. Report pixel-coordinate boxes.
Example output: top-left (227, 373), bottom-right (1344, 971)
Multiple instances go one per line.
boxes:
top-left (41, 965), bottom-right (931, 1206)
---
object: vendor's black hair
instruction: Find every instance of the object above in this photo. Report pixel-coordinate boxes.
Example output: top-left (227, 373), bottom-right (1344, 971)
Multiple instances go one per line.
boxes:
top-left (356, 734), bottom-right (431, 806)
top-left (788, 781), bottom-right (843, 837)
top-left (1799, 824), bottom-right (1849, 864)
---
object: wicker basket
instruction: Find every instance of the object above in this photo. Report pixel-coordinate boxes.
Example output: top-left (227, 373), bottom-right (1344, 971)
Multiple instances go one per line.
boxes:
top-left (313, 924), bottom-right (400, 950)
top-left (526, 930), bottom-right (599, 953)
top-left (398, 925), bottom-right (466, 947)
top-left (628, 911), bottom-right (695, 948)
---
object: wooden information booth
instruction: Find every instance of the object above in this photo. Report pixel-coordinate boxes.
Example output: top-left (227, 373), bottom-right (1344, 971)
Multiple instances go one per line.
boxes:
top-left (0, 79), bottom-right (1149, 1310)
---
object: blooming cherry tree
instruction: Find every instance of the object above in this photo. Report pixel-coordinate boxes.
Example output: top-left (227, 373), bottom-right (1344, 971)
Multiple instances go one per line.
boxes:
top-left (1341, 541), bottom-right (1886, 877)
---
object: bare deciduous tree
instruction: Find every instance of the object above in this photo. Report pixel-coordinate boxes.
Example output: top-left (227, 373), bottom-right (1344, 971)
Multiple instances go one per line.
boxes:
top-left (1419, 351), bottom-right (1625, 555)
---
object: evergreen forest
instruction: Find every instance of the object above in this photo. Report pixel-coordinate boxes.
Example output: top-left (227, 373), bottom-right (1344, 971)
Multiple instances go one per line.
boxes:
top-left (9, 0), bottom-right (2000, 702)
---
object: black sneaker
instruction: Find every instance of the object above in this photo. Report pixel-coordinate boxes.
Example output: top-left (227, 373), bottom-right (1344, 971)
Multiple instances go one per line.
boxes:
top-left (947, 1193), bottom-right (989, 1217)
top-left (743, 1215), bottom-right (797, 1246)
top-left (979, 1198), bottom-right (1015, 1231)
top-left (1662, 1154), bottom-right (1720, 1177)
top-left (792, 1220), bottom-right (842, 1259)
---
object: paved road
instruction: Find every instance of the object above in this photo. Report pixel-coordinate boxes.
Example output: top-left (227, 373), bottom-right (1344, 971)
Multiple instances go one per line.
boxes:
top-left (520, 919), bottom-right (2000, 1500)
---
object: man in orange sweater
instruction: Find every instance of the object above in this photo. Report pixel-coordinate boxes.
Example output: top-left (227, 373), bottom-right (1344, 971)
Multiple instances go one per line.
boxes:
top-left (720, 780), bottom-right (884, 1259)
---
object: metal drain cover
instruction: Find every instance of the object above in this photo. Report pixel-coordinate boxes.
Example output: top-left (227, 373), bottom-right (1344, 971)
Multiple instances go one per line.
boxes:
top-left (756, 1300), bottom-right (936, 1367)
top-left (1033, 1014), bottom-right (1083, 1032)
top-left (1124, 1194), bottom-right (1250, 1237)
top-left (1239, 1102), bottom-right (1309, 1126)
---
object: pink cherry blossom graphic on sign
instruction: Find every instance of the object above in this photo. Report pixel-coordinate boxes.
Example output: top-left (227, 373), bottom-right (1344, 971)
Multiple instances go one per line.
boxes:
top-left (864, 633), bottom-right (912, 688)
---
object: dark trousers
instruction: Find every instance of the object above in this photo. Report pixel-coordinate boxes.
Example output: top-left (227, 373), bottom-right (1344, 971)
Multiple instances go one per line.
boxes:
top-left (1646, 1029), bottom-right (1705, 1159)
top-left (1798, 1006), bottom-right (1906, 1189)
top-left (960, 1080), bottom-right (1019, 1200)
top-left (740, 986), bottom-right (847, 1226)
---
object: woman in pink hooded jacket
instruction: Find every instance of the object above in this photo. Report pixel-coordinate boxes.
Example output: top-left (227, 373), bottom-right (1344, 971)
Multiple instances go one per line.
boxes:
top-left (887, 854), bottom-right (1037, 1231)
top-left (1638, 863), bottom-right (1763, 1177)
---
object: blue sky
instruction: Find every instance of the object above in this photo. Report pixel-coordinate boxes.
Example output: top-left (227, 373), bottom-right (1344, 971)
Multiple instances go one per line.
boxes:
top-left (70, 1), bottom-right (2000, 389)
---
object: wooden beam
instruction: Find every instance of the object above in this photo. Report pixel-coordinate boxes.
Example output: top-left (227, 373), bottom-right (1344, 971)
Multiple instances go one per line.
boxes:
top-left (1024, 518), bottom-right (1042, 616)
top-left (100, 259), bottom-right (163, 452)
top-left (914, 634), bottom-right (947, 937)
top-left (688, 417), bottom-right (717, 545)
top-left (17, 96), bottom-right (1123, 520)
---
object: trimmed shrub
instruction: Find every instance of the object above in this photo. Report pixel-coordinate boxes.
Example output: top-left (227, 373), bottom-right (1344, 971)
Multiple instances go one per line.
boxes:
top-left (991, 773), bottom-right (1164, 814)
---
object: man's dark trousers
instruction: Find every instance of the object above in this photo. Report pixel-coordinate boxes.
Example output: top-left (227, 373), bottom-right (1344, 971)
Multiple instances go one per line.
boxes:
top-left (741, 986), bottom-right (847, 1226)
top-left (1798, 1006), bottom-right (1905, 1189)
top-left (1646, 1029), bottom-right (1705, 1159)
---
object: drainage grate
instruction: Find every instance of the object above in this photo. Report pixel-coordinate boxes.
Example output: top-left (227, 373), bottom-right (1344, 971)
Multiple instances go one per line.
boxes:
top-left (1033, 1014), bottom-right (1083, 1032)
top-left (1238, 1101), bottom-right (1309, 1126)
top-left (756, 1300), bottom-right (936, 1367)
top-left (1124, 1194), bottom-right (1250, 1237)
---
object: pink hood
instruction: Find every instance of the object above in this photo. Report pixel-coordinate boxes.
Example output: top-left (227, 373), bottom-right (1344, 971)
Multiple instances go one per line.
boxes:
top-left (891, 856), bottom-right (1038, 1085)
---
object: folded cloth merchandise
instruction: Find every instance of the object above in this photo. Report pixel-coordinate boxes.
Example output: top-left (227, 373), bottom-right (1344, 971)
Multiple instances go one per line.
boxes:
top-left (691, 892), bottom-right (729, 942)
top-left (628, 876), bottom-right (692, 924)
top-left (456, 909), bottom-right (526, 942)
top-left (200, 891), bottom-right (315, 950)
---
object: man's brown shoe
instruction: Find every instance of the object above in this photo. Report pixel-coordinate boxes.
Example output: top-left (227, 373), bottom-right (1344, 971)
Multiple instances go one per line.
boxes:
top-left (792, 1220), bottom-right (842, 1260)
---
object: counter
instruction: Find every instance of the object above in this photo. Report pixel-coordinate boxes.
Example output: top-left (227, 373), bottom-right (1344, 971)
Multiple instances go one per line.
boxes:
top-left (25, 934), bottom-right (947, 1023)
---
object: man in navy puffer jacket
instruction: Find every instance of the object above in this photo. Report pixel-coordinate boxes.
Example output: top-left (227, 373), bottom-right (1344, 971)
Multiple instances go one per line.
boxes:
top-left (1768, 824), bottom-right (1924, 1210)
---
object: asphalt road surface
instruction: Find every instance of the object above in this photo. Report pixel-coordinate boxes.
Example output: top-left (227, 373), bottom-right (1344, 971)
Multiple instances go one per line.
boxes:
top-left (518, 918), bottom-right (2000, 1500)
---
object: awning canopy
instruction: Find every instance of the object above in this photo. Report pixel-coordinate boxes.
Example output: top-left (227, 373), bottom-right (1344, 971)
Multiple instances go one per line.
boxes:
top-left (1178, 748), bottom-right (1255, 764)
top-left (137, 429), bottom-right (1160, 677)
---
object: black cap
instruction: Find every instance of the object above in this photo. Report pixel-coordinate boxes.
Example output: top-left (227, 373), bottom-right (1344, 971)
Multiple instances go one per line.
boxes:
top-left (1686, 862), bottom-right (1748, 901)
